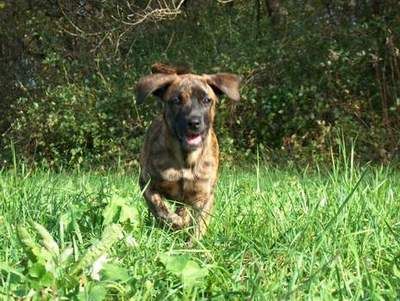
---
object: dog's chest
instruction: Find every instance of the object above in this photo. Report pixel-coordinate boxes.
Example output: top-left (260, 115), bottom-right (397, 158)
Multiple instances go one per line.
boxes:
top-left (157, 165), bottom-right (211, 202)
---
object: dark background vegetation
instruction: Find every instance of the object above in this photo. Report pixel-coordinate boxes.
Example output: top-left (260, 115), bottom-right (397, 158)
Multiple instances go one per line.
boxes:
top-left (1, 0), bottom-right (399, 168)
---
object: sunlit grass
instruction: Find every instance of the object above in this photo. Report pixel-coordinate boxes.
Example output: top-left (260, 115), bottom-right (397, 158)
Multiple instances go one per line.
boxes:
top-left (0, 159), bottom-right (399, 299)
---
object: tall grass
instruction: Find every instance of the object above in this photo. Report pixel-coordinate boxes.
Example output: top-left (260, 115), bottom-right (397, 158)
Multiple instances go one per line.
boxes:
top-left (0, 153), bottom-right (399, 299)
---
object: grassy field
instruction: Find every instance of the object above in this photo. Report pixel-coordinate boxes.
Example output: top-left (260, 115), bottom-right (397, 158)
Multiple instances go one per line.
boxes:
top-left (0, 160), bottom-right (399, 300)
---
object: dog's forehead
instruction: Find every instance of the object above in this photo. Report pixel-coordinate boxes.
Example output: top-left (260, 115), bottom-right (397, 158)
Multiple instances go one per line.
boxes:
top-left (168, 74), bottom-right (211, 95)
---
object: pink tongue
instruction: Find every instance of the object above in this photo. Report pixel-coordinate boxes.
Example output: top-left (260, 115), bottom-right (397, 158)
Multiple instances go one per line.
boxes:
top-left (187, 135), bottom-right (202, 145)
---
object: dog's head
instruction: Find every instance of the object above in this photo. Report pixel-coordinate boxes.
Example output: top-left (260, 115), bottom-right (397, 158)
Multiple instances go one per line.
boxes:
top-left (136, 65), bottom-right (241, 152)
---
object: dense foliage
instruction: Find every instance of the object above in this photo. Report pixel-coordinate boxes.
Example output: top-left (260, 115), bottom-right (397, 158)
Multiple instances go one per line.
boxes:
top-left (1, 0), bottom-right (399, 167)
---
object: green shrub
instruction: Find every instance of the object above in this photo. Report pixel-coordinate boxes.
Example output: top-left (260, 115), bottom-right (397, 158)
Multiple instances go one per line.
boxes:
top-left (1, 1), bottom-right (399, 167)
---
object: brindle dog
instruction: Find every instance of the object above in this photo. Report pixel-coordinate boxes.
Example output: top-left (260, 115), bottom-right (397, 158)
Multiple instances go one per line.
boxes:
top-left (136, 64), bottom-right (240, 238)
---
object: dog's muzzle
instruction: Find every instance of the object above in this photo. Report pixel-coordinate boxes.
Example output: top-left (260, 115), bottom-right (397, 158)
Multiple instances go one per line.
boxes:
top-left (183, 116), bottom-right (206, 148)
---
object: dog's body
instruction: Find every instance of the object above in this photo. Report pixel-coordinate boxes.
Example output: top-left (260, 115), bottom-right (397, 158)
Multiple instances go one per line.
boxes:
top-left (137, 66), bottom-right (240, 238)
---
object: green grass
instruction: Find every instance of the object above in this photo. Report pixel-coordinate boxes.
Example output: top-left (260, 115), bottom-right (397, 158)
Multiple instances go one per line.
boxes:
top-left (0, 161), bottom-right (399, 300)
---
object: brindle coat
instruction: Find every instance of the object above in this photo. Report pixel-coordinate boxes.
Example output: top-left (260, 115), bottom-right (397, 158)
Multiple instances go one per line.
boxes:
top-left (136, 65), bottom-right (240, 238)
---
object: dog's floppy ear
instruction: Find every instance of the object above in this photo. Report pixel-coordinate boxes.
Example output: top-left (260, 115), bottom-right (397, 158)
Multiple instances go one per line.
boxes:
top-left (136, 73), bottom-right (178, 104)
top-left (205, 73), bottom-right (241, 101)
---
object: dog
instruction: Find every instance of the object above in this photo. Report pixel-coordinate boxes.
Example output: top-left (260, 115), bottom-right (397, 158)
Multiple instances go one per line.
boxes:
top-left (136, 64), bottom-right (241, 238)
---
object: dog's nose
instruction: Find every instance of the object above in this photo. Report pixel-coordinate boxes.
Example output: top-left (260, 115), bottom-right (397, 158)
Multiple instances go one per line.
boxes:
top-left (188, 117), bottom-right (201, 131)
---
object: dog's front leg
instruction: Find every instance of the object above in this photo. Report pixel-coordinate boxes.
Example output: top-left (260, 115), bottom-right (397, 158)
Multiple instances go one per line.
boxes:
top-left (143, 189), bottom-right (184, 229)
top-left (192, 194), bottom-right (214, 239)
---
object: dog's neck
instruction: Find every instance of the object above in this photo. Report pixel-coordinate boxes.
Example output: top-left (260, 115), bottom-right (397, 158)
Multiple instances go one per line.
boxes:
top-left (185, 142), bottom-right (206, 167)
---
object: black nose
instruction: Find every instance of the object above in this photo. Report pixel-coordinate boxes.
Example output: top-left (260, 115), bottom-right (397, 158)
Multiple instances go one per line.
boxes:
top-left (188, 117), bottom-right (201, 131)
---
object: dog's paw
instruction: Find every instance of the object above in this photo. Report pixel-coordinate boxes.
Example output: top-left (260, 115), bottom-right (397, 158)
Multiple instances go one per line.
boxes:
top-left (175, 207), bottom-right (191, 227)
top-left (168, 213), bottom-right (185, 230)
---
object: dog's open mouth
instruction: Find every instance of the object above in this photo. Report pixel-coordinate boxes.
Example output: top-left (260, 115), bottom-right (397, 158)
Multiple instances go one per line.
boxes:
top-left (185, 133), bottom-right (202, 146)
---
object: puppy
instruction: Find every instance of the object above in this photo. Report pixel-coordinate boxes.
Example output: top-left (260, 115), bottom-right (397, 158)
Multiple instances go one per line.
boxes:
top-left (136, 64), bottom-right (240, 238)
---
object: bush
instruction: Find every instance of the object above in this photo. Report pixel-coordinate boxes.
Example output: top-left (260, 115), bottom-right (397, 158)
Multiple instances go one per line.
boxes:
top-left (1, 1), bottom-right (399, 167)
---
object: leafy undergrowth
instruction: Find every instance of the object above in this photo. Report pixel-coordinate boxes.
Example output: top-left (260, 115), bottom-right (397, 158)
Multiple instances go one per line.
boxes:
top-left (0, 161), bottom-right (399, 300)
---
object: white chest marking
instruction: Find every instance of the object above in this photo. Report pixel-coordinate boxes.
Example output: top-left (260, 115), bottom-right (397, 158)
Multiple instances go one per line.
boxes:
top-left (160, 168), bottom-right (195, 181)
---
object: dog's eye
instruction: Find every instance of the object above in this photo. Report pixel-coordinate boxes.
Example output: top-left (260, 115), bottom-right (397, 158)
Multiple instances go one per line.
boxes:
top-left (171, 96), bottom-right (181, 105)
top-left (203, 96), bottom-right (212, 104)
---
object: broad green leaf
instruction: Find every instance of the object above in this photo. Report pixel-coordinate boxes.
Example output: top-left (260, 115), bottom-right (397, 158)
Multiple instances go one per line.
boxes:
top-left (77, 284), bottom-right (107, 301)
top-left (28, 263), bottom-right (46, 278)
top-left (89, 285), bottom-right (107, 301)
top-left (159, 253), bottom-right (190, 275)
top-left (181, 260), bottom-right (208, 287)
top-left (101, 263), bottom-right (130, 282)
top-left (103, 196), bottom-right (138, 226)
top-left (119, 204), bottom-right (138, 225)
top-left (160, 253), bottom-right (208, 288)
top-left (28, 263), bottom-right (55, 287)
top-left (39, 271), bottom-right (55, 287)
